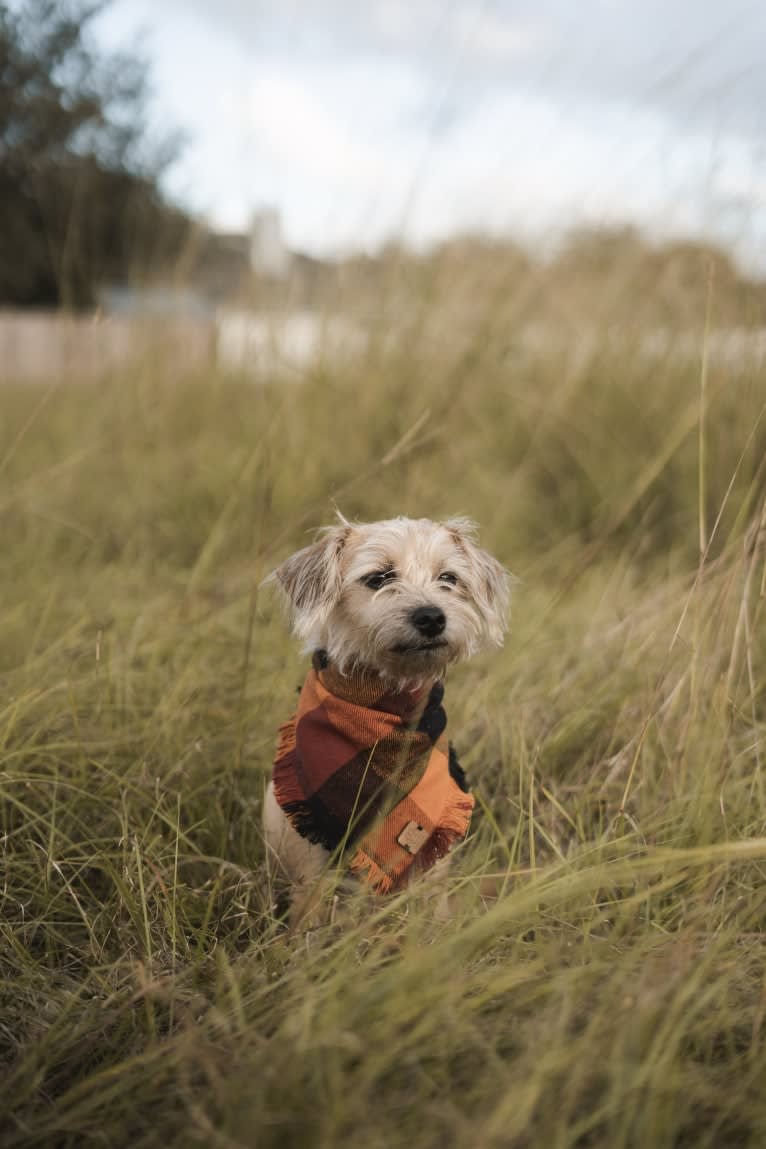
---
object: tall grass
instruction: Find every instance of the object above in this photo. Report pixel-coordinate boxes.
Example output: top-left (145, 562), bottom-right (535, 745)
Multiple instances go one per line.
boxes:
top-left (1, 306), bottom-right (765, 1147)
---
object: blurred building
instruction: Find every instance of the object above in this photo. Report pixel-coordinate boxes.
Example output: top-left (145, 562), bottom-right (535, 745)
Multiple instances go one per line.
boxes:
top-left (250, 208), bottom-right (291, 280)
top-left (94, 209), bottom-right (331, 313)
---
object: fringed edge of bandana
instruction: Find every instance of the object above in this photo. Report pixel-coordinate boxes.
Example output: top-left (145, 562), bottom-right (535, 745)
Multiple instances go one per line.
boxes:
top-left (274, 716), bottom-right (297, 759)
top-left (273, 717), bottom-right (315, 824)
top-left (272, 720), bottom-right (302, 816)
top-left (348, 789), bottom-right (475, 894)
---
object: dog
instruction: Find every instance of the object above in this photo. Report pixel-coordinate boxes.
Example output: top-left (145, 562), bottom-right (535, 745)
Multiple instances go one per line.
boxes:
top-left (263, 515), bottom-right (510, 927)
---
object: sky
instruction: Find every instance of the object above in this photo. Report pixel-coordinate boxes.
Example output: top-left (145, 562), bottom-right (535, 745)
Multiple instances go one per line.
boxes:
top-left (96, 0), bottom-right (766, 267)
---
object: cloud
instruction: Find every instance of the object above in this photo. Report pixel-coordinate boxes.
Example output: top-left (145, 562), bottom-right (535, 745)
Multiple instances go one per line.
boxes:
top-left (169, 0), bottom-right (766, 138)
top-left (99, 0), bottom-right (766, 268)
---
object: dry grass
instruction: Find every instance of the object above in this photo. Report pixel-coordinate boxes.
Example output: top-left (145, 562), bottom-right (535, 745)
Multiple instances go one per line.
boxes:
top-left (1, 291), bottom-right (765, 1147)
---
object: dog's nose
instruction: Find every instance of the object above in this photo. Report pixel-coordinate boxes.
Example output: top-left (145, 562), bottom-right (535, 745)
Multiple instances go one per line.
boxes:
top-left (410, 605), bottom-right (446, 637)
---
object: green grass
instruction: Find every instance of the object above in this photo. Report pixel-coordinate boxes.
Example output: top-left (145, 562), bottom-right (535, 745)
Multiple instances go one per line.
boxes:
top-left (1, 322), bottom-right (765, 1148)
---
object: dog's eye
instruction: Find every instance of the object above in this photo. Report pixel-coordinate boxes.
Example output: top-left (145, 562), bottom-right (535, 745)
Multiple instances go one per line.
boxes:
top-left (363, 569), bottom-right (396, 591)
top-left (437, 571), bottom-right (459, 587)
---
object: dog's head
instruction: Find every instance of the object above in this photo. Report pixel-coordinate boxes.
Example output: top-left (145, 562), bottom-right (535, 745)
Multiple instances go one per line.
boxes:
top-left (269, 516), bottom-right (510, 684)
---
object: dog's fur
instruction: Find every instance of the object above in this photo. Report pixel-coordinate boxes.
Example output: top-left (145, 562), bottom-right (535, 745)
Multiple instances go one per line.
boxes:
top-left (263, 515), bottom-right (510, 925)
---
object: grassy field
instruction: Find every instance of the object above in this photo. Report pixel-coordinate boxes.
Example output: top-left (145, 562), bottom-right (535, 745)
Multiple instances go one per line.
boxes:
top-left (1, 294), bottom-right (766, 1147)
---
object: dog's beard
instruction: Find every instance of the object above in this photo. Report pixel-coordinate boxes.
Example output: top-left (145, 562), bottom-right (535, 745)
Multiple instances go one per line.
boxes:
top-left (318, 600), bottom-right (483, 687)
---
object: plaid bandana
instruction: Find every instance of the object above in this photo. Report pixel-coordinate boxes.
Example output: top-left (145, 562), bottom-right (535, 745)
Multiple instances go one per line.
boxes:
top-left (272, 652), bottom-right (474, 893)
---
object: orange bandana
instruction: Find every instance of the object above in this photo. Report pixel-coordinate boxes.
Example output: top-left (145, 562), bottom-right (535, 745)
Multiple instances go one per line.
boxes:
top-left (272, 653), bottom-right (474, 893)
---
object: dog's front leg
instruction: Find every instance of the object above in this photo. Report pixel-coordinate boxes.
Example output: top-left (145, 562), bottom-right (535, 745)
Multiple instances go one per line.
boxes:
top-left (263, 780), bottom-right (333, 930)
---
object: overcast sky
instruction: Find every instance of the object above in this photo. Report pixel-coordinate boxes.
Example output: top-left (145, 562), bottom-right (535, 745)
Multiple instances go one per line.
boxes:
top-left (97, 0), bottom-right (766, 266)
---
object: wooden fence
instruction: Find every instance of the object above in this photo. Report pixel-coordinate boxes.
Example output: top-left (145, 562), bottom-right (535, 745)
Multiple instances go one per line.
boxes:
top-left (0, 311), bottom-right (216, 383)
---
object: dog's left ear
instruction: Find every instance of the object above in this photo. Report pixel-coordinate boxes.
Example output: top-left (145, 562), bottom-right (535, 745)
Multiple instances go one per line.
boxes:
top-left (445, 518), bottom-right (511, 647)
top-left (267, 525), bottom-right (351, 641)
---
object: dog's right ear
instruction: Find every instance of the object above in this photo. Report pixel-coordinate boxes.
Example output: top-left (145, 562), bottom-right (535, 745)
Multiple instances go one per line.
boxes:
top-left (267, 525), bottom-right (350, 641)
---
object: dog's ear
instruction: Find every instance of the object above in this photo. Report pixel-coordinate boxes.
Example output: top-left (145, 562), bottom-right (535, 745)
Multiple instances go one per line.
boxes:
top-left (268, 525), bottom-right (351, 641)
top-left (444, 518), bottom-right (511, 647)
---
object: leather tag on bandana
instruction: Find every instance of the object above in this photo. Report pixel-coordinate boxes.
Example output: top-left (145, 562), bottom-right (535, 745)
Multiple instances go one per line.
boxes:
top-left (397, 820), bottom-right (430, 855)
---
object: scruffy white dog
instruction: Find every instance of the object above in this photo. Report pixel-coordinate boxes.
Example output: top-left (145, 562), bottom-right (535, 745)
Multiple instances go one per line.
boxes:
top-left (263, 516), bottom-right (509, 926)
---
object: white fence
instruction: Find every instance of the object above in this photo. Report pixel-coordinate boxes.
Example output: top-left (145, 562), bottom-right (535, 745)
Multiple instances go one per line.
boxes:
top-left (2, 309), bottom-right (765, 384)
top-left (216, 309), bottom-right (366, 378)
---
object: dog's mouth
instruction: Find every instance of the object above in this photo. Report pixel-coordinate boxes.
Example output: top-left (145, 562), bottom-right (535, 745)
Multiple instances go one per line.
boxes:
top-left (391, 639), bottom-right (449, 655)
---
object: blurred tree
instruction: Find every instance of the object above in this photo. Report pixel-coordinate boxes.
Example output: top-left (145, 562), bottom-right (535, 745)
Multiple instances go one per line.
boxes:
top-left (0, 0), bottom-right (190, 307)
